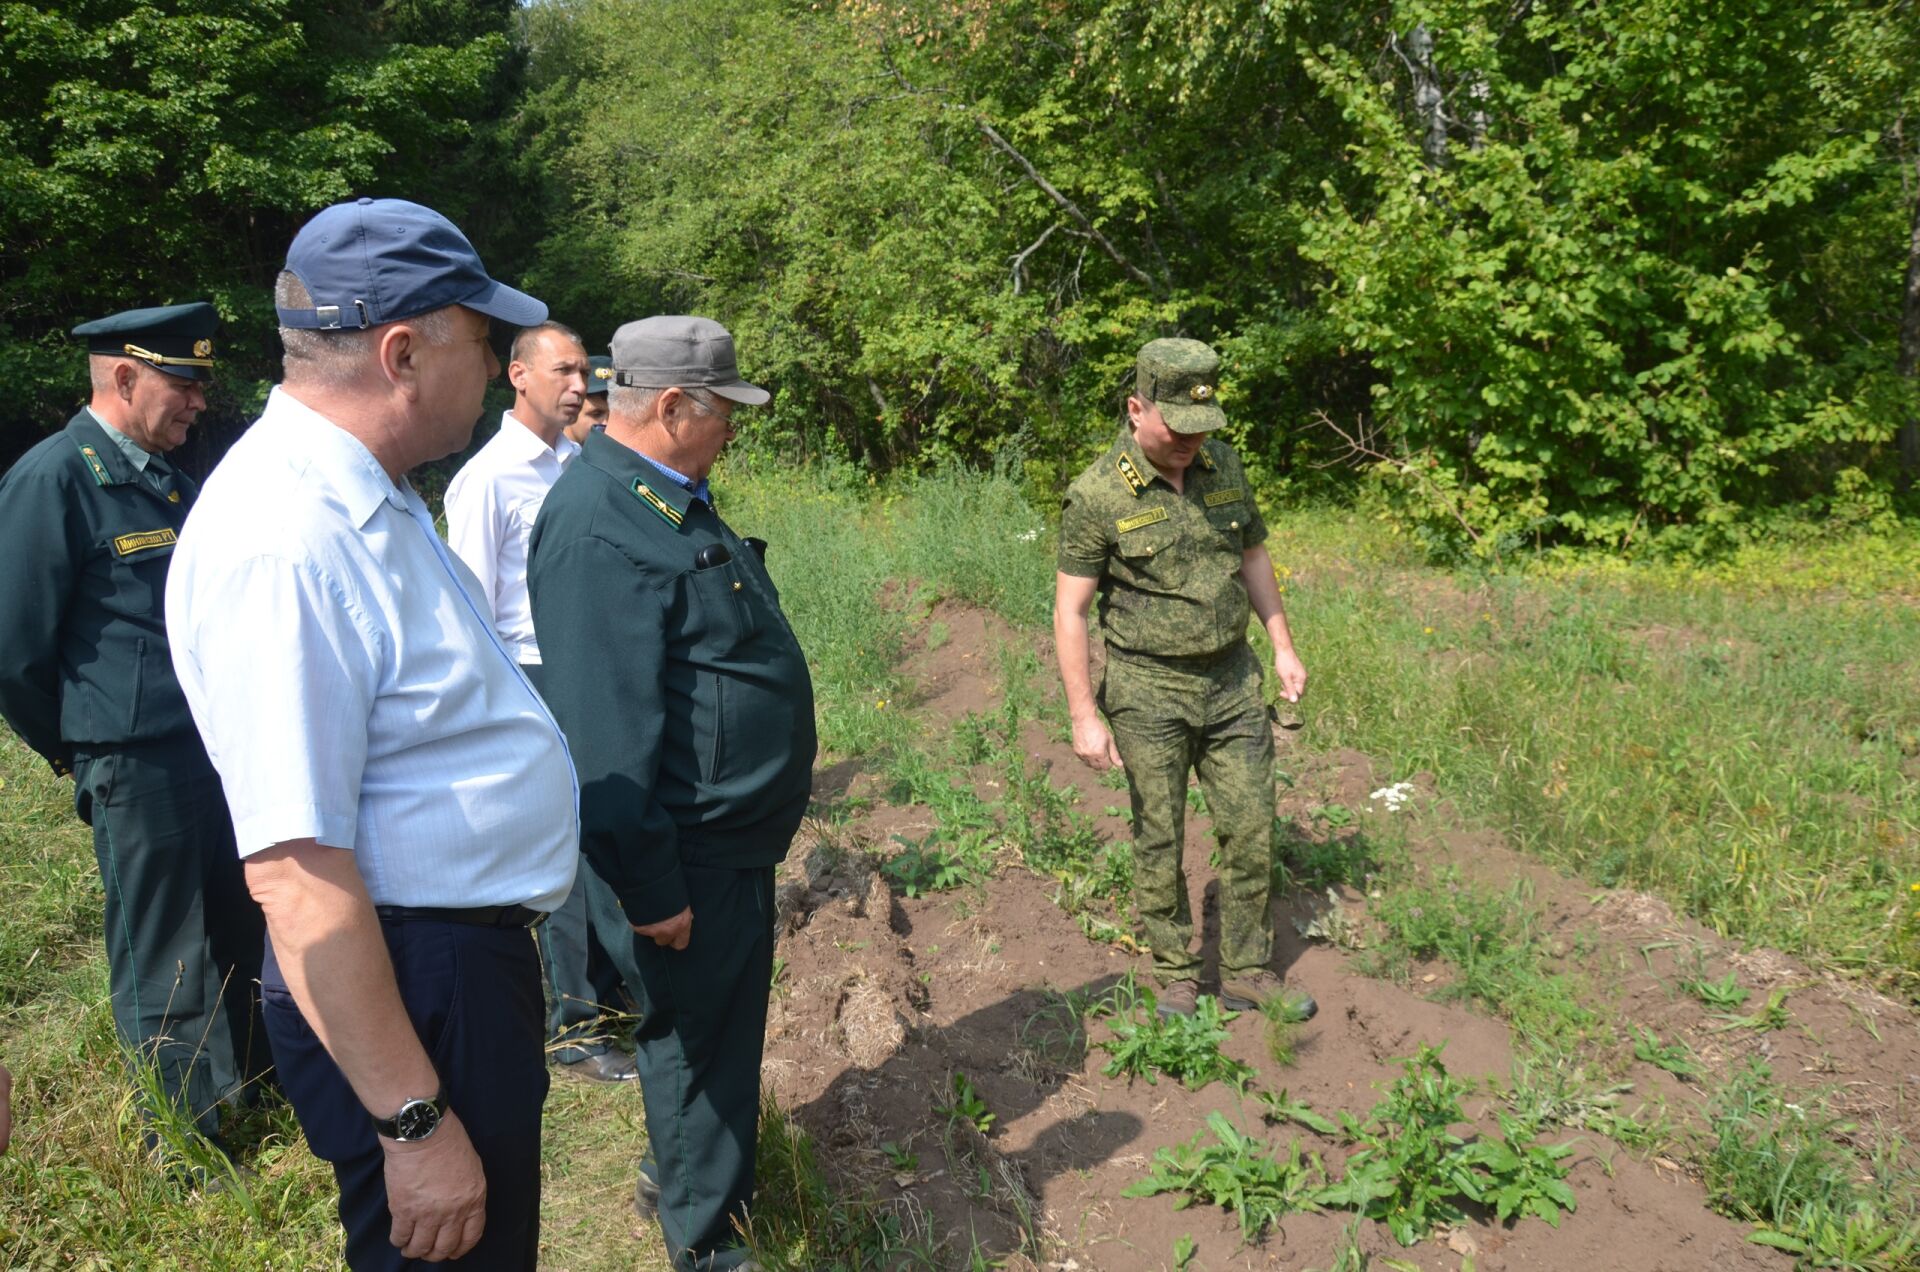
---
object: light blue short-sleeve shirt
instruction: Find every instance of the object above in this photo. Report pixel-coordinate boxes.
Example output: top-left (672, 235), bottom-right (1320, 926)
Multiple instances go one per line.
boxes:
top-left (167, 388), bottom-right (579, 911)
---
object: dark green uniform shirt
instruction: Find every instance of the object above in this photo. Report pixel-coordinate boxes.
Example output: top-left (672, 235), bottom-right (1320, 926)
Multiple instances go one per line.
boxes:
top-left (528, 430), bottom-right (818, 927)
top-left (1057, 426), bottom-right (1267, 661)
top-left (0, 410), bottom-right (198, 772)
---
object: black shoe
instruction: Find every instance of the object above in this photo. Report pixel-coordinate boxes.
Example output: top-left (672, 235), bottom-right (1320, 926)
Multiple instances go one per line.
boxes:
top-left (633, 1167), bottom-right (660, 1223)
top-left (557, 1050), bottom-right (639, 1082)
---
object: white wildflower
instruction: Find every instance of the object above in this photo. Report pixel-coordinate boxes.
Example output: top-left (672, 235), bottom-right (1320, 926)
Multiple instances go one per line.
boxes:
top-left (1368, 781), bottom-right (1417, 813)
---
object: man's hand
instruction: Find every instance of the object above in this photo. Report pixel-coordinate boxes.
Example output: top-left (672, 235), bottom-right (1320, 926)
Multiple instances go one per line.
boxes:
top-left (633, 906), bottom-right (692, 950)
top-left (383, 1109), bottom-right (486, 1261)
top-left (1274, 648), bottom-right (1308, 704)
top-left (1071, 716), bottom-right (1124, 772)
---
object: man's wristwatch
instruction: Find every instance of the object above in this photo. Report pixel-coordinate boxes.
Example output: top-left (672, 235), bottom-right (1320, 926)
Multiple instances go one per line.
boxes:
top-left (370, 1087), bottom-right (448, 1142)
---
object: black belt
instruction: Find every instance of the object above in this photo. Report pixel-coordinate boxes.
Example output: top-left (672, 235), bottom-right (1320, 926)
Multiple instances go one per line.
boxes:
top-left (373, 904), bottom-right (545, 929)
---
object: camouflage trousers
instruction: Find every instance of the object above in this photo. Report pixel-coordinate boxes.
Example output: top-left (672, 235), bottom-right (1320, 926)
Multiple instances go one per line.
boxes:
top-left (1099, 643), bottom-right (1275, 982)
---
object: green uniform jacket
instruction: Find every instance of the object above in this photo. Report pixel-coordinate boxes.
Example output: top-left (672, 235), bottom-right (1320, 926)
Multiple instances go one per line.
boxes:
top-left (528, 431), bottom-right (818, 927)
top-left (1057, 426), bottom-right (1268, 661)
top-left (0, 410), bottom-right (198, 773)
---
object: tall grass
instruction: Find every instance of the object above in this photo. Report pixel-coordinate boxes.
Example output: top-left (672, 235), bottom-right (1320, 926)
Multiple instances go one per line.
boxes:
top-left (1274, 513), bottom-right (1920, 991)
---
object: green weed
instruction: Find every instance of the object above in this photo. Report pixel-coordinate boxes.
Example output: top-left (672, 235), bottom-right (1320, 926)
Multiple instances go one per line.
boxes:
top-left (1631, 1027), bottom-right (1704, 1082)
top-left (1680, 970), bottom-right (1751, 1010)
top-left (936, 1073), bottom-right (996, 1136)
top-left (1122, 1111), bottom-right (1326, 1243)
top-left (1097, 994), bottom-right (1254, 1093)
top-left (1702, 1060), bottom-right (1920, 1271)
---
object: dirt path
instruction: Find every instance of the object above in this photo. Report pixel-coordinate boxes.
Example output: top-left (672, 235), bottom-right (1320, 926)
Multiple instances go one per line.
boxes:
top-left (760, 600), bottom-right (1919, 1270)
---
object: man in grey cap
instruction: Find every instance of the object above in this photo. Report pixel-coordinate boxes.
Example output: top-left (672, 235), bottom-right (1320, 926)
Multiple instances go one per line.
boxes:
top-left (529, 316), bottom-right (817, 1272)
top-left (0, 301), bottom-right (266, 1159)
top-left (169, 198), bottom-right (581, 1269)
top-left (1054, 337), bottom-right (1314, 1023)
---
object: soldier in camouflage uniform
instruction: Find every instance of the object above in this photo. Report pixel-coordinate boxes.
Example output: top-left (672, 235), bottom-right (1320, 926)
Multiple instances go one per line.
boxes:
top-left (1053, 338), bottom-right (1314, 1020)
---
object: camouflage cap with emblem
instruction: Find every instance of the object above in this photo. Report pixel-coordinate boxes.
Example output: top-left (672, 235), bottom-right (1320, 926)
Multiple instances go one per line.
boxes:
top-left (1135, 337), bottom-right (1226, 435)
top-left (586, 354), bottom-right (615, 397)
top-left (71, 301), bottom-right (219, 381)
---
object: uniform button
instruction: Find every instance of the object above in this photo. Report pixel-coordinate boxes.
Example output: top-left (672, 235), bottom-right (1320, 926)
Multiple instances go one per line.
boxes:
top-left (1144, 546), bottom-right (1154, 555)
top-left (1230, 519), bottom-right (1239, 529)
top-left (732, 581), bottom-right (743, 591)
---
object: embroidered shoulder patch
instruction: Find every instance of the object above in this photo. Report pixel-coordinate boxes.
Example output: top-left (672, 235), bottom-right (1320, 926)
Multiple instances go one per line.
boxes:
top-left (112, 528), bottom-right (177, 557)
top-left (1114, 453), bottom-right (1149, 496)
top-left (79, 445), bottom-right (111, 486)
top-left (630, 479), bottom-right (685, 527)
top-left (1116, 507), bottom-right (1169, 534)
top-left (1204, 487), bottom-right (1243, 507)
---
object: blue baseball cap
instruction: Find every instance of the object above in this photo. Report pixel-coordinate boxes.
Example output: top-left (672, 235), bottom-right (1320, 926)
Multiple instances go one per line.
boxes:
top-left (277, 197), bottom-right (547, 331)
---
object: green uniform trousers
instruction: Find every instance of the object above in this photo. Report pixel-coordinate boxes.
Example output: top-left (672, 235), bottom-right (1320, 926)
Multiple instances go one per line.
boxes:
top-left (72, 736), bottom-right (266, 1135)
top-left (1100, 643), bottom-right (1275, 982)
top-left (626, 861), bottom-right (776, 1272)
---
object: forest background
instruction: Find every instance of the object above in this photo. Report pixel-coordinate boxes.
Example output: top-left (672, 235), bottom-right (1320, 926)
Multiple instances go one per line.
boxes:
top-left (2, 0), bottom-right (1917, 562)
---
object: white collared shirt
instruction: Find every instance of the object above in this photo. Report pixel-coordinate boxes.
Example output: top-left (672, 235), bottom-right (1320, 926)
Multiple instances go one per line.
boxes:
top-left (442, 411), bottom-right (579, 664)
top-left (166, 388), bottom-right (579, 911)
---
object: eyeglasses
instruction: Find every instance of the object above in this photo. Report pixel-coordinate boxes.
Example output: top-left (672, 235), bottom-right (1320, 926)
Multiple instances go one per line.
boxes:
top-left (685, 389), bottom-right (735, 423)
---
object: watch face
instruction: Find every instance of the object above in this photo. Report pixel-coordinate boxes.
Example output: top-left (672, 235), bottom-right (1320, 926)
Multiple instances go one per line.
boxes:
top-left (394, 1098), bottom-right (442, 1140)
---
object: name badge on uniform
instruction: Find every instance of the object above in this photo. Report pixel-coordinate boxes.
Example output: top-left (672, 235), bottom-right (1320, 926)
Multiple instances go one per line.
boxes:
top-left (112, 528), bottom-right (178, 557)
top-left (1204, 488), bottom-right (1243, 507)
top-left (1116, 507), bottom-right (1168, 534)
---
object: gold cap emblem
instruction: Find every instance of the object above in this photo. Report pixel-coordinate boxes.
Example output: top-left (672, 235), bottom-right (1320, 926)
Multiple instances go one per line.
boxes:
top-left (193, 338), bottom-right (213, 358)
top-left (594, 366), bottom-right (613, 381)
top-left (1189, 383), bottom-right (1214, 402)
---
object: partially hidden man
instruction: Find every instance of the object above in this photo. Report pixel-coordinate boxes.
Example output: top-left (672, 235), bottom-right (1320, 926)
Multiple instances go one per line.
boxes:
top-left (169, 198), bottom-right (579, 1269)
top-left (1053, 338), bottom-right (1316, 1021)
top-left (445, 321), bottom-right (642, 1085)
top-left (529, 316), bottom-right (817, 1272)
top-left (0, 303), bottom-right (266, 1152)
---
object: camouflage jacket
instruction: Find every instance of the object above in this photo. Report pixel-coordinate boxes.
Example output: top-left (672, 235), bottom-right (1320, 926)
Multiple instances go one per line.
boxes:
top-left (1057, 426), bottom-right (1267, 661)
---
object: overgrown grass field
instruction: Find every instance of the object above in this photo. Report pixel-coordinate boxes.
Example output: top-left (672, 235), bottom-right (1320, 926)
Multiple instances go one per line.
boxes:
top-left (2, 465), bottom-right (1915, 1266)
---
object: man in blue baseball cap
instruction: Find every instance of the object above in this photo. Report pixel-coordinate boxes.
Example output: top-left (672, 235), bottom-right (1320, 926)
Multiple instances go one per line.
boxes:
top-left (169, 198), bottom-right (580, 1270)
top-left (0, 300), bottom-right (269, 1167)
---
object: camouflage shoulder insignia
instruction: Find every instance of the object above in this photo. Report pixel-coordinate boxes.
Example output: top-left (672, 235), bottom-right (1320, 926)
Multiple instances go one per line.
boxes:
top-left (1114, 452), bottom-right (1149, 496)
top-left (630, 478), bottom-right (685, 528)
top-left (111, 528), bottom-right (177, 557)
top-left (77, 444), bottom-right (111, 486)
top-left (1204, 487), bottom-right (1243, 507)
top-left (1195, 447), bottom-right (1217, 472)
top-left (1116, 506), bottom-right (1169, 533)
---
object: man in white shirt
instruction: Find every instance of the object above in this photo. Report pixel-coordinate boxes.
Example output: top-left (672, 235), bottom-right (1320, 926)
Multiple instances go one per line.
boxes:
top-left (167, 197), bottom-right (579, 1271)
top-left (445, 322), bottom-right (640, 1084)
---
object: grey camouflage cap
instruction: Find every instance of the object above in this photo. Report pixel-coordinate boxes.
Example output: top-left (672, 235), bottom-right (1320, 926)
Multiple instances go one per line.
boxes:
top-left (1135, 337), bottom-right (1226, 434)
top-left (610, 315), bottom-right (770, 405)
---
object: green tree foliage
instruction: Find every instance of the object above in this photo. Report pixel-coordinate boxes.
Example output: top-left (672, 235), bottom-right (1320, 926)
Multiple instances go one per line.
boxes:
top-left (528, 0), bottom-right (1917, 551)
top-left (1300, 0), bottom-right (1920, 556)
top-left (0, 0), bottom-right (530, 452)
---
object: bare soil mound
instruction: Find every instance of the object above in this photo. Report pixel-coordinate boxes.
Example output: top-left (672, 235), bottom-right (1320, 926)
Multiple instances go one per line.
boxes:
top-left (763, 600), bottom-right (1919, 1269)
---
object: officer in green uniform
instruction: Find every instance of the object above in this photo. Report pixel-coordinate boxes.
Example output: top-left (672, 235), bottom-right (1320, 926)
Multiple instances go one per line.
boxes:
top-left (0, 303), bottom-right (265, 1143)
top-left (528, 316), bottom-right (816, 1272)
top-left (567, 354), bottom-right (614, 444)
top-left (1054, 337), bottom-right (1314, 1021)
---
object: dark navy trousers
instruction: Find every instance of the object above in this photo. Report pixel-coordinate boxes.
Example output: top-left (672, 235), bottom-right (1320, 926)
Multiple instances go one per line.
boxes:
top-left (521, 661), bottom-right (640, 1061)
top-left (261, 919), bottom-right (548, 1271)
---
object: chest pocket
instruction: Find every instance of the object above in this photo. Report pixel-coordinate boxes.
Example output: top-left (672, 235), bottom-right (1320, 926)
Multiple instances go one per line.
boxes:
top-left (685, 556), bottom-right (761, 647)
top-left (1113, 515), bottom-right (1180, 571)
top-left (1201, 490), bottom-right (1248, 551)
top-left (104, 531), bottom-right (177, 616)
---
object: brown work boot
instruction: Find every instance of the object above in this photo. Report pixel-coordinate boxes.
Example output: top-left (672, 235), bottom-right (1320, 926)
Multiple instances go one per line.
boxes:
top-left (1154, 978), bottom-right (1201, 1019)
top-left (1219, 969), bottom-right (1318, 1019)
